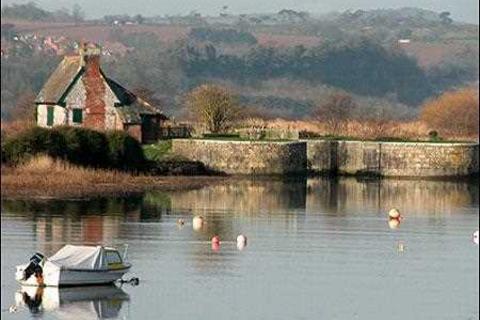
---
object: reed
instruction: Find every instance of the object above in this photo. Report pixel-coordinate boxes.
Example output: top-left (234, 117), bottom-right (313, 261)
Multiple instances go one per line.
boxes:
top-left (239, 118), bottom-right (477, 142)
top-left (1, 155), bottom-right (221, 199)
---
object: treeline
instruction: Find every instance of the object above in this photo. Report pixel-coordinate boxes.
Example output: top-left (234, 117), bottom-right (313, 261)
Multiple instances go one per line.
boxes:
top-left (1, 2), bottom-right (84, 22)
top-left (1, 54), bottom-right (61, 119)
top-left (181, 39), bottom-right (431, 105)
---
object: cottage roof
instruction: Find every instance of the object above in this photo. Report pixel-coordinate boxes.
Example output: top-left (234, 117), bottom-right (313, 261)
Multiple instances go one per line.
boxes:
top-left (35, 53), bottom-right (166, 124)
top-left (35, 55), bottom-right (82, 104)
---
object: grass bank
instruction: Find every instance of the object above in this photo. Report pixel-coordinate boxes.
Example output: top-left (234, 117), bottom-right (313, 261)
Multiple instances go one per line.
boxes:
top-left (1, 155), bottom-right (224, 199)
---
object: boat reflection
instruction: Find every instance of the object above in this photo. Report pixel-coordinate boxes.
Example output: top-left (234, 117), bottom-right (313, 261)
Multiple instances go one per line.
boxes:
top-left (15, 285), bottom-right (129, 318)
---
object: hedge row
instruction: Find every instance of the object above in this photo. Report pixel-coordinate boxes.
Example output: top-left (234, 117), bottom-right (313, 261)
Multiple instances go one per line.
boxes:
top-left (1, 126), bottom-right (145, 170)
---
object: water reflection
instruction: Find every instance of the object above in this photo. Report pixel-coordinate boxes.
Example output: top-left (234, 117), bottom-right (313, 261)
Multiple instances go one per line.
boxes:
top-left (14, 285), bottom-right (129, 318)
top-left (1, 177), bottom-right (478, 257)
top-left (1, 177), bottom-right (478, 320)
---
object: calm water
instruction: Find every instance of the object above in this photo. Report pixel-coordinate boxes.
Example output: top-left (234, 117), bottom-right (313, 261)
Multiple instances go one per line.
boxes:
top-left (1, 177), bottom-right (479, 320)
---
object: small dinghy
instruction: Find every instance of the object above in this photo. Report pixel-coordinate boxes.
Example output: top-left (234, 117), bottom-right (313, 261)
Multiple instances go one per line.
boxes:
top-left (15, 245), bottom-right (131, 287)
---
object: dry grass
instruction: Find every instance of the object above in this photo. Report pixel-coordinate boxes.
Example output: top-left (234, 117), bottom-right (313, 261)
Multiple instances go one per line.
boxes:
top-left (239, 118), bottom-right (478, 141)
top-left (1, 155), bottom-right (223, 199)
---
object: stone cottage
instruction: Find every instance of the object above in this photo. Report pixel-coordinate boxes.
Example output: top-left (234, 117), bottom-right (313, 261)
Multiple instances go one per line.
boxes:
top-left (35, 43), bottom-right (168, 143)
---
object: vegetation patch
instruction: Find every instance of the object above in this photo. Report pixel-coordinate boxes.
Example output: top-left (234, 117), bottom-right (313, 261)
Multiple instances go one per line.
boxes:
top-left (2, 126), bottom-right (145, 170)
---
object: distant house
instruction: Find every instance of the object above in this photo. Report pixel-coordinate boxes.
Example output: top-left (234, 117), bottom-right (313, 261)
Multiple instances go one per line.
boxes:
top-left (35, 43), bottom-right (168, 143)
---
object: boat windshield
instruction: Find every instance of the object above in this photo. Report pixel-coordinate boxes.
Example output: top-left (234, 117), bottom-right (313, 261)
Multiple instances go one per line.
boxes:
top-left (104, 250), bottom-right (123, 269)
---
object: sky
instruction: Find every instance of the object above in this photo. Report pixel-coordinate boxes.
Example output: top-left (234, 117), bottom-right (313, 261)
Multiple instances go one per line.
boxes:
top-left (2, 0), bottom-right (479, 23)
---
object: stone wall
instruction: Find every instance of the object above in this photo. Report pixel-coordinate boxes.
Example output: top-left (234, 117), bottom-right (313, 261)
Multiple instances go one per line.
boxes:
top-left (172, 139), bottom-right (307, 175)
top-left (307, 140), bottom-right (479, 177)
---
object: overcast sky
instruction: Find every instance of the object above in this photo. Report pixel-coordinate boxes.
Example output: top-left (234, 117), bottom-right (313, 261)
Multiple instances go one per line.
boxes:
top-left (2, 0), bottom-right (479, 23)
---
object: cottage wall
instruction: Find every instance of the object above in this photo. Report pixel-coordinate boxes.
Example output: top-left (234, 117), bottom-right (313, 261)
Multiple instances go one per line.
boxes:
top-left (103, 83), bottom-right (120, 130)
top-left (61, 72), bottom-right (119, 129)
top-left (64, 80), bottom-right (86, 126)
top-left (36, 104), bottom-right (67, 127)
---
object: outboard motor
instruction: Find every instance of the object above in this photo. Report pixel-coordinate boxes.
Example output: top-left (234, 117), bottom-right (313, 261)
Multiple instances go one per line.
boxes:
top-left (22, 253), bottom-right (44, 281)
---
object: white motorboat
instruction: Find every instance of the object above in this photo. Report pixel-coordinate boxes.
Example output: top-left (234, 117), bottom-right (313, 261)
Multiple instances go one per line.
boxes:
top-left (15, 245), bottom-right (131, 287)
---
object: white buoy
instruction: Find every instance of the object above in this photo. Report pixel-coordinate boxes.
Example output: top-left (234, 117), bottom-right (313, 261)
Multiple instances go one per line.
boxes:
top-left (388, 208), bottom-right (401, 219)
top-left (473, 230), bottom-right (479, 245)
top-left (192, 216), bottom-right (204, 231)
top-left (237, 234), bottom-right (247, 245)
top-left (236, 234), bottom-right (247, 250)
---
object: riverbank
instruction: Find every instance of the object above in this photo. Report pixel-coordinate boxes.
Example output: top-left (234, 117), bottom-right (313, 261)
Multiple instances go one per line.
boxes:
top-left (1, 156), bottom-right (225, 199)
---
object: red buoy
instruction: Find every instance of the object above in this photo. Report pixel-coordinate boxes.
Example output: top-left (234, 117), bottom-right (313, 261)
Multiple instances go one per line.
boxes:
top-left (211, 235), bottom-right (220, 244)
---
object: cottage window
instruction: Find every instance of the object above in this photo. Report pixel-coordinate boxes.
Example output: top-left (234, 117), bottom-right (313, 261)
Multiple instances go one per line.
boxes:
top-left (47, 106), bottom-right (54, 126)
top-left (72, 108), bottom-right (83, 124)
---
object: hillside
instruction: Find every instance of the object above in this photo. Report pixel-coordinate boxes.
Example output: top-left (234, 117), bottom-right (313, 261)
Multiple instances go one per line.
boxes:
top-left (1, 5), bottom-right (478, 121)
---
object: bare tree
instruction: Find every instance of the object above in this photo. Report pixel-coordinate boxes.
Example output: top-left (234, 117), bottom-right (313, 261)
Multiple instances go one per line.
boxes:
top-left (72, 4), bottom-right (84, 24)
top-left (186, 84), bottom-right (239, 133)
top-left (313, 93), bottom-right (357, 134)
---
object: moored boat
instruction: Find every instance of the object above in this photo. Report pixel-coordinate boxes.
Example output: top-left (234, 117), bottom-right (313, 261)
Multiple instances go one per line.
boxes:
top-left (15, 245), bottom-right (131, 287)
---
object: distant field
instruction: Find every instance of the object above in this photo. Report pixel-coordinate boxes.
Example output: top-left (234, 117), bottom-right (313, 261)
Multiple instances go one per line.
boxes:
top-left (400, 41), bottom-right (478, 68)
top-left (254, 33), bottom-right (321, 47)
top-left (3, 19), bottom-right (190, 43)
top-left (4, 18), bottom-right (478, 69)
top-left (4, 19), bottom-right (324, 47)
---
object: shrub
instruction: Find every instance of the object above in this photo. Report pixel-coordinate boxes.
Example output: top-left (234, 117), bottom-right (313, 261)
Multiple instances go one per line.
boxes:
top-left (143, 140), bottom-right (172, 162)
top-left (2, 126), bottom-right (145, 170)
top-left (106, 131), bottom-right (145, 170)
top-left (55, 126), bottom-right (109, 167)
top-left (420, 87), bottom-right (479, 137)
top-left (2, 126), bottom-right (66, 163)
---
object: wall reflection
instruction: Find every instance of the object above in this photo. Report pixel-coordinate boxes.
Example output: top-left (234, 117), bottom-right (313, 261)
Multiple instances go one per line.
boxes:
top-left (306, 177), bottom-right (479, 216)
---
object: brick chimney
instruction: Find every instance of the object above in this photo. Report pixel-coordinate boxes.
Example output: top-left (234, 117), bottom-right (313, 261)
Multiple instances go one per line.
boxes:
top-left (80, 43), bottom-right (106, 130)
top-left (79, 42), bottom-right (101, 73)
